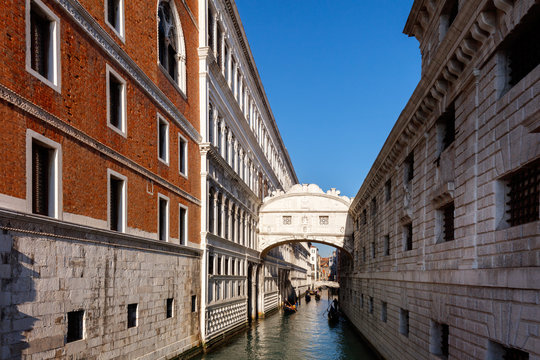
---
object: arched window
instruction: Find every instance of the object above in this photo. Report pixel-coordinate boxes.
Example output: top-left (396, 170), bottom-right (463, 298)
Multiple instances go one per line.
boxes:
top-left (208, 189), bottom-right (215, 233)
top-left (158, 0), bottom-right (186, 92)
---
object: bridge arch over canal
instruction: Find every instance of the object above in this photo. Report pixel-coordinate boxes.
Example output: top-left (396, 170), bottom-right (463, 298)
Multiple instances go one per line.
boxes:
top-left (258, 184), bottom-right (354, 257)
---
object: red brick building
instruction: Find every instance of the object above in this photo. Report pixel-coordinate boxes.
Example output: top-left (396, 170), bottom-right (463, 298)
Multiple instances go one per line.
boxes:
top-left (0, 0), bottom-right (203, 357)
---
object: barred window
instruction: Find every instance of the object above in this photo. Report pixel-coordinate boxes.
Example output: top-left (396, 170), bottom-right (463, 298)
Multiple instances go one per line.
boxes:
top-left (283, 216), bottom-right (292, 225)
top-left (505, 161), bottom-right (539, 227)
top-left (319, 216), bottom-right (329, 225)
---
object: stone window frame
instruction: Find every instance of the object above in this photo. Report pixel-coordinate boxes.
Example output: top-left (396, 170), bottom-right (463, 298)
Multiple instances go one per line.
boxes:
top-left (157, 0), bottom-right (187, 96)
top-left (178, 203), bottom-right (188, 245)
top-left (26, 129), bottom-right (63, 219)
top-left (430, 320), bottom-right (449, 358)
top-left (104, 0), bottom-right (125, 41)
top-left (157, 113), bottom-right (170, 165)
top-left (178, 133), bottom-right (188, 177)
top-left (106, 64), bottom-right (128, 137)
top-left (25, 0), bottom-right (62, 92)
top-left (66, 309), bottom-right (85, 343)
top-left (157, 193), bottom-right (170, 242)
top-left (107, 168), bottom-right (128, 233)
top-left (435, 201), bottom-right (455, 244)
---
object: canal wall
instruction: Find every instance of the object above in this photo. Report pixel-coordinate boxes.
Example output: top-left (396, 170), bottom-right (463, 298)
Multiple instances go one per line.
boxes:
top-left (1, 212), bottom-right (202, 359)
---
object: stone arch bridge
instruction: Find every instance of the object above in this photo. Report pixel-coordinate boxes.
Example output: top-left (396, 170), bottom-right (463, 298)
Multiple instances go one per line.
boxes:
top-left (258, 184), bottom-right (354, 257)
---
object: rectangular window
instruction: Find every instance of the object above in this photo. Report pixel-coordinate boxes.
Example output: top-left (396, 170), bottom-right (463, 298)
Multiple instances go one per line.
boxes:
top-left (439, 0), bottom-right (459, 40)
top-left (27, 0), bottom-right (60, 90)
top-left (191, 295), bottom-right (197, 312)
top-left (504, 161), bottom-right (539, 227)
top-left (208, 7), bottom-right (214, 51)
top-left (179, 135), bottom-right (188, 176)
top-left (487, 341), bottom-right (529, 360)
top-left (106, 65), bottom-right (126, 135)
top-left (224, 258), bottom-right (229, 275)
top-left (371, 197), bottom-right (377, 216)
top-left (105, 0), bottom-right (124, 38)
top-left (430, 321), bottom-right (449, 358)
top-left (166, 298), bottom-right (173, 318)
top-left (362, 246), bottom-right (366, 262)
top-left (403, 222), bottom-right (413, 251)
top-left (360, 294), bottom-right (364, 308)
top-left (158, 195), bottom-right (169, 241)
top-left (385, 179), bottom-right (391, 202)
top-left (32, 141), bottom-right (53, 216)
top-left (179, 205), bottom-right (187, 245)
top-left (208, 254), bottom-right (214, 275)
top-left (127, 303), bottom-right (137, 328)
top-left (66, 310), bottom-right (84, 343)
top-left (158, 115), bottom-right (169, 164)
top-left (362, 209), bottom-right (367, 225)
top-left (108, 171), bottom-right (126, 232)
top-left (369, 297), bottom-right (374, 314)
top-left (217, 257), bottom-right (222, 275)
top-left (383, 235), bottom-right (390, 256)
top-left (400, 308), bottom-right (409, 337)
top-left (500, 4), bottom-right (540, 93)
top-left (441, 202), bottom-right (455, 242)
top-left (436, 104), bottom-right (455, 159)
top-left (381, 302), bottom-right (387, 323)
top-left (283, 216), bottom-right (292, 225)
top-left (404, 153), bottom-right (414, 185)
top-left (371, 241), bottom-right (376, 258)
top-left (319, 216), bottom-right (329, 225)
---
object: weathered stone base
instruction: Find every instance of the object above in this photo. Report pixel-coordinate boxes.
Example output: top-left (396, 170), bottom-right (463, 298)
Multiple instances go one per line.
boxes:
top-left (0, 210), bottom-right (202, 359)
top-left (341, 274), bottom-right (540, 359)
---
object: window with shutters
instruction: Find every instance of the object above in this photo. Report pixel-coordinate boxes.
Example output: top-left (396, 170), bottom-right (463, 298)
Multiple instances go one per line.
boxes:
top-left (106, 65), bottom-right (127, 136)
top-left (157, 115), bottom-right (169, 164)
top-left (158, 0), bottom-right (187, 93)
top-left (158, 194), bottom-right (169, 241)
top-left (105, 0), bottom-right (124, 39)
top-left (108, 170), bottom-right (126, 232)
top-left (26, 0), bottom-right (61, 91)
top-left (179, 204), bottom-right (187, 245)
top-left (178, 134), bottom-right (188, 176)
top-left (30, 134), bottom-right (60, 218)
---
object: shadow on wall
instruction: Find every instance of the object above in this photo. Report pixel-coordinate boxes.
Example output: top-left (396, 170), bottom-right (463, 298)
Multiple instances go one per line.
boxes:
top-left (0, 229), bottom-right (38, 360)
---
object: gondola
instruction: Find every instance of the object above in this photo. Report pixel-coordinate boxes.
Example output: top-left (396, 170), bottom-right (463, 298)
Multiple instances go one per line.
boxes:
top-left (283, 302), bottom-right (297, 314)
top-left (305, 292), bottom-right (311, 302)
top-left (328, 307), bottom-right (339, 323)
top-left (315, 292), bottom-right (321, 301)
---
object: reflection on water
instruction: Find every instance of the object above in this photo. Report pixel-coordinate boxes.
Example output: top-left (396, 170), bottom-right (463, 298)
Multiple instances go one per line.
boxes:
top-left (197, 290), bottom-right (378, 360)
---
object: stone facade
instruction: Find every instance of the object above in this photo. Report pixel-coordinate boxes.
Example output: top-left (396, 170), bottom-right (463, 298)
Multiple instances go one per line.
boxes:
top-left (198, 0), bottom-right (309, 344)
top-left (341, 0), bottom-right (539, 359)
top-left (0, 0), bottom-right (202, 358)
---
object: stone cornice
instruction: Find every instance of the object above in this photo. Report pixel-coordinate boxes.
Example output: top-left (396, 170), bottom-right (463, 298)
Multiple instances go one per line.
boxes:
top-left (352, 0), bottom-right (519, 212)
top-left (0, 83), bottom-right (201, 206)
top-left (221, 0), bottom-right (298, 184)
top-left (54, 0), bottom-right (202, 143)
top-left (0, 209), bottom-right (202, 258)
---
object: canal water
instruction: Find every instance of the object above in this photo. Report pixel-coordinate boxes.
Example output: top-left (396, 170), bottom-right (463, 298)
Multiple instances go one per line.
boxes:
top-left (197, 290), bottom-right (378, 360)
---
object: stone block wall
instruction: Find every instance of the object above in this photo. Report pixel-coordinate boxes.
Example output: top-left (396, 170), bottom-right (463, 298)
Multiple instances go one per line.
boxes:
top-left (0, 214), bottom-right (201, 359)
top-left (343, 0), bottom-right (539, 359)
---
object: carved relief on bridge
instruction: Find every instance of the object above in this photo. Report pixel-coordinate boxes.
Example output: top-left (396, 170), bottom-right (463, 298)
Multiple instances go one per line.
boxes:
top-left (258, 184), bottom-right (354, 256)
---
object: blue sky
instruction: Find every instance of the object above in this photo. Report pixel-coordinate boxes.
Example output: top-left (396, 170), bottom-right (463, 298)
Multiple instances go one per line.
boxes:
top-left (235, 1), bottom-right (421, 256)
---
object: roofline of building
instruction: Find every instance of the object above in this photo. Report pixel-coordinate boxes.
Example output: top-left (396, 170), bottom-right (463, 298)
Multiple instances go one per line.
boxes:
top-left (223, 0), bottom-right (299, 185)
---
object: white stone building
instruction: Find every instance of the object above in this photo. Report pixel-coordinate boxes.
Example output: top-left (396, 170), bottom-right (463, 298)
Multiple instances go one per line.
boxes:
top-left (197, 0), bottom-right (310, 344)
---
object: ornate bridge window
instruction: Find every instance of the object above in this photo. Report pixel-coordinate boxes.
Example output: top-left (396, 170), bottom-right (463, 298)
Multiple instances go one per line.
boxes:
top-left (158, 0), bottom-right (186, 93)
top-left (319, 216), bottom-right (329, 225)
top-left (282, 216), bottom-right (291, 225)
